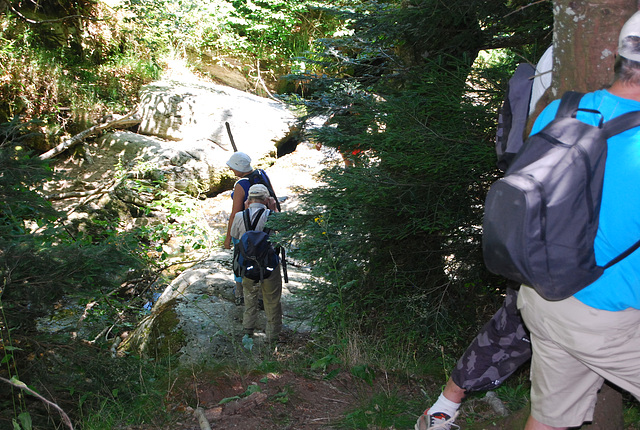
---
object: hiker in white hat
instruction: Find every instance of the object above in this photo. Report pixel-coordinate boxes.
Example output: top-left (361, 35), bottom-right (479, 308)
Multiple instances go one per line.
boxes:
top-left (224, 152), bottom-right (278, 306)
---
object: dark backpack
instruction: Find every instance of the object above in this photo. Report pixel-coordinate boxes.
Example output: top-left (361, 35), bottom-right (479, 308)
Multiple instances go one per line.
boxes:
top-left (233, 209), bottom-right (280, 282)
top-left (483, 91), bottom-right (640, 300)
top-left (495, 63), bottom-right (536, 172)
top-left (245, 169), bottom-right (281, 211)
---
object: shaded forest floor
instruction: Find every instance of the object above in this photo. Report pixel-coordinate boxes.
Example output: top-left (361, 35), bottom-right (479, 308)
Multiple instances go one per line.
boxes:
top-left (120, 332), bottom-right (521, 430)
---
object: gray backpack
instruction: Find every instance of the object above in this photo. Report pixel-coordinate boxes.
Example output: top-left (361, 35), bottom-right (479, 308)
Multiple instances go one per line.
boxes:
top-left (495, 62), bottom-right (535, 172)
top-left (483, 91), bottom-right (640, 300)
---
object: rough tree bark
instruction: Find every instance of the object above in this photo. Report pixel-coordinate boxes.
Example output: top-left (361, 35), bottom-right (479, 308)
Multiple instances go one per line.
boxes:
top-left (549, 1), bottom-right (639, 428)
top-left (552, 0), bottom-right (639, 96)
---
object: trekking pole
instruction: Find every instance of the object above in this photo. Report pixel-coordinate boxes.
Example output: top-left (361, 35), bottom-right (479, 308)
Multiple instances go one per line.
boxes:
top-left (281, 247), bottom-right (288, 283)
top-left (225, 121), bottom-right (238, 152)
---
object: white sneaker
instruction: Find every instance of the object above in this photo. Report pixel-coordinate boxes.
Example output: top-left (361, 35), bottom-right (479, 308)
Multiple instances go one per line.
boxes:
top-left (415, 409), bottom-right (459, 430)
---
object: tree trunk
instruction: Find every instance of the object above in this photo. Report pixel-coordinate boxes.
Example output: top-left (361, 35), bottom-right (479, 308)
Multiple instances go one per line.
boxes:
top-left (550, 2), bottom-right (639, 428)
top-left (552, 0), bottom-right (639, 97)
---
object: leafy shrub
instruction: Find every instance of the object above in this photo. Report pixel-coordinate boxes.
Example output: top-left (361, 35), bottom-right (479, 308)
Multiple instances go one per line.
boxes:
top-left (0, 5), bottom-right (159, 145)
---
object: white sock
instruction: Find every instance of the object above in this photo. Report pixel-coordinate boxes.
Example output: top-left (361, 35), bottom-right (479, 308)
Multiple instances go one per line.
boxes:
top-left (428, 392), bottom-right (461, 417)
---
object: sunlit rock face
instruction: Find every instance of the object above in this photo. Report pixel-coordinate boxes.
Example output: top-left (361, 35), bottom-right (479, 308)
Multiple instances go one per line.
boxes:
top-left (137, 79), bottom-right (296, 155)
top-left (92, 79), bottom-right (297, 196)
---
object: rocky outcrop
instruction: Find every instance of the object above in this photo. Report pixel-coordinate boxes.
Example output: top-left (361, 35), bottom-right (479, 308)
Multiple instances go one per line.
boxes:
top-left (96, 78), bottom-right (298, 196)
top-left (96, 130), bottom-right (231, 196)
top-left (47, 74), bottom-right (302, 235)
top-left (137, 80), bottom-right (295, 153)
top-left (119, 249), bottom-right (317, 365)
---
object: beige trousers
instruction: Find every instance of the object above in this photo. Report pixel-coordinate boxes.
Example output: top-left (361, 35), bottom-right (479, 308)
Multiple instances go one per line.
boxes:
top-left (242, 265), bottom-right (282, 342)
top-left (518, 286), bottom-right (640, 427)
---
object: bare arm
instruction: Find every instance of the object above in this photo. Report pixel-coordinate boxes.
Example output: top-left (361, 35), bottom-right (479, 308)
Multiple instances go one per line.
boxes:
top-left (224, 183), bottom-right (246, 249)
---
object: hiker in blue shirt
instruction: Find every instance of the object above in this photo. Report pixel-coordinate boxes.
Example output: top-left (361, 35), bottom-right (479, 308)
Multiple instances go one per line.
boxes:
top-left (518, 13), bottom-right (640, 429)
top-left (224, 152), bottom-right (277, 305)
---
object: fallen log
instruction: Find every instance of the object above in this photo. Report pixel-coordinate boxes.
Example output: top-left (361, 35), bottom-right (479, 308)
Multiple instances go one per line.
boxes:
top-left (45, 190), bottom-right (97, 200)
top-left (39, 109), bottom-right (141, 160)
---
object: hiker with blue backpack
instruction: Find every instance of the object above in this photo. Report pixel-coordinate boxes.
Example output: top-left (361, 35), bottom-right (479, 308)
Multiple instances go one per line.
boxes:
top-left (224, 152), bottom-right (279, 305)
top-left (502, 14), bottom-right (640, 429)
top-left (415, 46), bottom-right (553, 430)
top-left (230, 184), bottom-right (283, 344)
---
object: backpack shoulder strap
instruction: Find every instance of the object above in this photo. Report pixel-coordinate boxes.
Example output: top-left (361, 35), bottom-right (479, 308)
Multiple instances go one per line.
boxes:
top-left (249, 208), bottom-right (266, 231)
top-left (256, 169), bottom-right (281, 211)
top-left (242, 209), bottom-right (251, 231)
top-left (247, 170), bottom-right (260, 184)
top-left (555, 91), bottom-right (584, 119)
top-left (604, 238), bottom-right (640, 269)
top-left (602, 110), bottom-right (640, 267)
top-left (256, 169), bottom-right (272, 186)
top-left (262, 209), bottom-right (273, 235)
top-left (603, 110), bottom-right (640, 139)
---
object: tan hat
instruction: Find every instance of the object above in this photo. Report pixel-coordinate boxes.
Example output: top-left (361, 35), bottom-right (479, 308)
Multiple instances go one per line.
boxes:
top-left (248, 184), bottom-right (269, 199)
top-left (226, 152), bottom-right (252, 172)
top-left (618, 11), bottom-right (640, 62)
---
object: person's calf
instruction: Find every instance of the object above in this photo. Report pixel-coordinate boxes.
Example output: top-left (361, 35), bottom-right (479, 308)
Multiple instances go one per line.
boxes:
top-left (442, 378), bottom-right (466, 404)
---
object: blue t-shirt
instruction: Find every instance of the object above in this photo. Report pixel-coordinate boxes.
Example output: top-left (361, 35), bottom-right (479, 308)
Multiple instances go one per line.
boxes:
top-left (530, 89), bottom-right (640, 310)
top-left (230, 169), bottom-right (272, 202)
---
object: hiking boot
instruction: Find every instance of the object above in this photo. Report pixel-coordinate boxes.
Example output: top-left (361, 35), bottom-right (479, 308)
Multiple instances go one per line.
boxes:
top-left (415, 410), bottom-right (459, 430)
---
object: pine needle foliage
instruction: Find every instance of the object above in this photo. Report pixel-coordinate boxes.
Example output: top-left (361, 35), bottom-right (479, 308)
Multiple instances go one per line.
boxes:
top-left (272, 0), bottom-right (552, 354)
top-left (272, 58), bottom-right (512, 353)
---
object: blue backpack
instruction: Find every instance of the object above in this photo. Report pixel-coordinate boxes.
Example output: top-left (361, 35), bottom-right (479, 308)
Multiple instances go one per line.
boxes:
top-left (483, 91), bottom-right (640, 300)
top-left (244, 169), bottom-right (281, 211)
top-left (233, 209), bottom-right (280, 282)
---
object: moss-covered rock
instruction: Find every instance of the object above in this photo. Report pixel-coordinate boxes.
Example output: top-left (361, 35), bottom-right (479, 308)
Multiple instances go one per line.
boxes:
top-left (118, 251), bottom-right (248, 365)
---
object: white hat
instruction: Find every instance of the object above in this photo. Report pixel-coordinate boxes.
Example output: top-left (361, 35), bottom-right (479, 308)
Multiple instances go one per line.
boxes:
top-left (618, 11), bottom-right (640, 62)
top-left (226, 152), bottom-right (252, 172)
top-left (248, 184), bottom-right (269, 199)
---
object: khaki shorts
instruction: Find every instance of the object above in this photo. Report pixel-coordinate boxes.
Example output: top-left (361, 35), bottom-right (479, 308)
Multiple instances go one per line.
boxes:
top-left (518, 286), bottom-right (640, 427)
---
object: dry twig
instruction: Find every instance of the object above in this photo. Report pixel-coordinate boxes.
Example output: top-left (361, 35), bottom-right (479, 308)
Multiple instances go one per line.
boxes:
top-left (0, 376), bottom-right (74, 429)
top-left (39, 110), bottom-right (140, 160)
top-left (195, 407), bottom-right (213, 430)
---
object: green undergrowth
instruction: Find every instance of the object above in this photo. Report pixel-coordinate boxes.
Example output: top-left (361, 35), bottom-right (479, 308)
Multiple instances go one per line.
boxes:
top-left (339, 391), bottom-right (424, 429)
top-left (0, 120), bottom-right (221, 428)
top-left (0, 340), bottom-right (181, 429)
top-left (625, 395), bottom-right (640, 429)
top-left (0, 10), bottom-right (160, 148)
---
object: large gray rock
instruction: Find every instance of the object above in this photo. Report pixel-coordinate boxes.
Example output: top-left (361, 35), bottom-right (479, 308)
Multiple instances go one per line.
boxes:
top-left (138, 79), bottom-right (296, 153)
top-left (92, 79), bottom-right (298, 196)
top-left (97, 130), bottom-right (230, 195)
